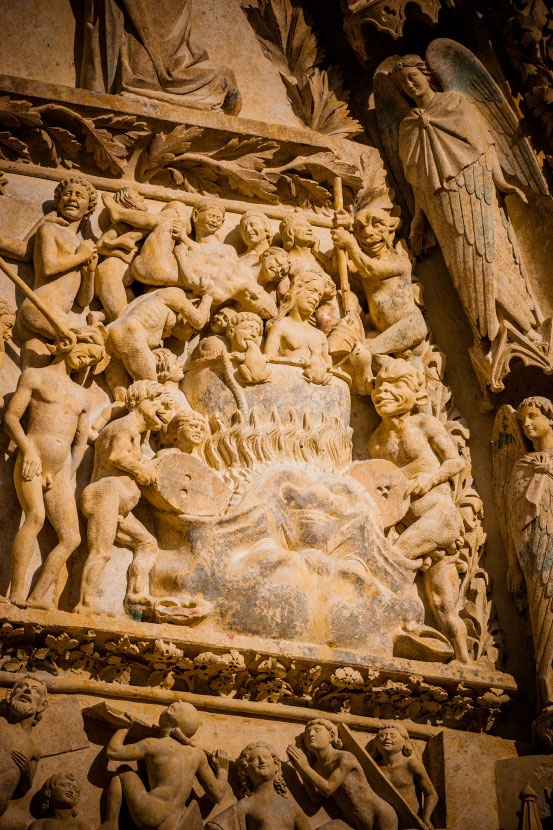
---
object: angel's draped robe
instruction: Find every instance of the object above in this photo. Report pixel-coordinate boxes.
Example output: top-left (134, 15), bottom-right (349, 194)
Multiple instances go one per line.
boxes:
top-left (80, 0), bottom-right (241, 114)
top-left (509, 450), bottom-right (553, 707)
top-left (398, 90), bottom-right (542, 343)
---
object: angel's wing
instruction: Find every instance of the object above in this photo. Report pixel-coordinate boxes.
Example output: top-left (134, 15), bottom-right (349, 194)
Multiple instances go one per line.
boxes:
top-left (426, 39), bottom-right (549, 196)
top-left (373, 55), bottom-right (414, 219)
top-left (491, 404), bottom-right (527, 560)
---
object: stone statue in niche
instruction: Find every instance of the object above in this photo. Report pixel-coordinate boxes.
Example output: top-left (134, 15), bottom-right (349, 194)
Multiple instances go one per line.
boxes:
top-left (375, 39), bottom-right (552, 392)
top-left (227, 311), bottom-right (271, 384)
top-left (331, 197), bottom-right (426, 368)
top-left (99, 701), bottom-right (229, 830)
top-left (0, 675), bottom-right (48, 817)
top-left (28, 772), bottom-right (91, 830)
top-left (369, 358), bottom-right (470, 663)
top-left (367, 723), bottom-right (438, 829)
top-left (0, 297), bottom-right (16, 408)
top-left (80, 0), bottom-right (242, 114)
top-left (493, 396), bottom-right (553, 741)
top-left (286, 718), bottom-right (398, 829)
top-left (207, 742), bottom-right (311, 830)
top-left (76, 380), bottom-right (172, 616)
top-left (4, 177), bottom-right (98, 368)
top-left (264, 271), bottom-right (334, 384)
top-left (2, 326), bottom-right (109, 609)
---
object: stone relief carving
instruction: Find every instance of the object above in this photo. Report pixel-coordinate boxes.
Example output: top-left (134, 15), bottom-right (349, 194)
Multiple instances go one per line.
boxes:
top-left (240, 0), bottom-right (362, 138)
top-left (492, 396), bottom-right (553, 747)
top-left (0, 168), bottom-right (500, 673)
top-left (374, 38), bottom-right (553, 393)
top-left (207, 741), bottom-right (311, 830)
top-left (0, 675), bottom-right (48, 817)
top-left (80, 0), bottom-right (242, 115)
top-left (28, 772), bottom-right (91, 830)
top-left (92, 701), bottom-right (229, 830)
top-left (342, 0), bottom-right (442, 56)
top-left (286, 718), bottom-right (399, 829)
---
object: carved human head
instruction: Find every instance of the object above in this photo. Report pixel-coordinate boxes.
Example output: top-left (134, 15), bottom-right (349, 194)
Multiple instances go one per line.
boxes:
top-left (226, 311), bottom-right (264, 351)
top-left (113, 187), bottom-right (148, 212)
top-left (158, 701), bottom-right (200, 737)
top-left (237, 742), bottom-right (287, 797)
top-left (54, 176), bottom-right (97, 222)
top-left (211, 306), bottom-right (238, 335)
top-left (154, 347), bottom-right (184, 383)
top-left (40, 772), bottom-right (80, 816)
top-left (59, 325), bottom-right (110, 374)
top-left (125, 380), bottom-right (172, 432)
top-left (372, 358), bottom-right (429, 417)
top-left (167, 410), bottom-right (209, 453)
top-left (0, 297), bottom-right (16, 343)
top-left (354, 200), bottom-right (400, 256)
top-left (6, 674), bottom-right (48, 725)
top-left (374, 722), bottom-right (413, 757)
top-left (259, 246), bottom-right (291, 284)
top-left (304, 718), bottom-right (343, 754)
top-left (240, 210), bottom-right (272, 248)
top-left (161, 200), bottom-right (189, 224)
top-left (517, 396), bottom-right (553, 444)
top-left (280, 209), bottom-right (314, 250)
top-left (191, 198), bottom-right (225, 237)
top-left (392, 54), bottom-right (439, 101)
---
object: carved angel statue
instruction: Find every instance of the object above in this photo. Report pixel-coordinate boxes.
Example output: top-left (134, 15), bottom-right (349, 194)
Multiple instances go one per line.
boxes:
top-left (492, 396), bottom-right (553, 718)
top-left (375, 39), bottom-right (551, 392)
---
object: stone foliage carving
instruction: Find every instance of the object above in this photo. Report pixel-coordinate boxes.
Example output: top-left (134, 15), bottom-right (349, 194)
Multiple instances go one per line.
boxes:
top-left (493, 397), bottom-right (553, 746)
top-left (240, 0), bottom-right (362, 138)
top-left (80, 0), bottom-right (242, 115)
top-left (0, 675), bottom-right (48, 817)
top-left (374, 38), bottom-right (552, 393)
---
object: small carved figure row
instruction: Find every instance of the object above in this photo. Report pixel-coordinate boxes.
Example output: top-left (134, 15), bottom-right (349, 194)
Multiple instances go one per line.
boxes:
top-left (0, 676), bottom-right (438, 829)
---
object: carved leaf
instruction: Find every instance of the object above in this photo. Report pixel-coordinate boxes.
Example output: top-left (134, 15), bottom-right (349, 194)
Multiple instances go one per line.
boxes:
top-left (241, 0), bottom-right (321, 79)
top-left (80, 114), bottom-right (148, 175)
top-left (0, 131), bottom-right (31, 162)
top-left (142, 125), bottom-right (205, 175)
top-left (0, 96), bottom-right (42, 128)
top-left (281, 67), bottom-right (362, 138)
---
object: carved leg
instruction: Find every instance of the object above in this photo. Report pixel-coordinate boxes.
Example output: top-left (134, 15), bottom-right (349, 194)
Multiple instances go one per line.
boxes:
top-left (26, 474), bottom-right (81, 609)
top-left (109, 323), bottom-right (158, 381)
top-left (368, 309), bottom-right (427, 358)
top-left (131, 221), bottom-right (179, 287)
top-left (424, 559), bottom-right (471, 664)
top-left (76, 485), bottom-right (120, 613)
top-left (116, 512), bottom-right (158, 615)
top-left (11, 457), bottom-right (46, 605)
top-left (96, 257), bottom-right (133, 321)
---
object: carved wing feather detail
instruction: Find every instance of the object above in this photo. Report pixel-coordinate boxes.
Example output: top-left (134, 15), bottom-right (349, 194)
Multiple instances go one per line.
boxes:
top-left (426, 39), bottom-right (549, 196)
top-left (492, 405), bottom-right (527, 566)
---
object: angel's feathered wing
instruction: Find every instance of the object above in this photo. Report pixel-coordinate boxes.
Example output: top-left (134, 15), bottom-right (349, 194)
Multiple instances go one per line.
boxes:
top-left (426, 39), bottom-right (549, 196)
top-left (492, 405), bottom-right (527, 563)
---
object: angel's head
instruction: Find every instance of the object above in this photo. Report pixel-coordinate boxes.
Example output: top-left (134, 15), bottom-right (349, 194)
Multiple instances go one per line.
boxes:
top-left (517, 396), bottom-right (553, 446)
top-left (392, 55), bottom-right (440, 104)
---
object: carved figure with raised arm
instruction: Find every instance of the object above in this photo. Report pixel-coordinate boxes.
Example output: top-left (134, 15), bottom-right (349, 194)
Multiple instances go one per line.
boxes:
top-left (264, 271), bottom-right (333, 384)
top-left (493, 396), bottom-right (553, 738)
top-left (16, 177), bottom-right (98, 367)
top-left (369, 358), bottom-right (470, 663)
top-left (0, 675), bottom-right (48, 818)
top-left (95, 188), bottom-right (159, 320)
top-left (104, 282), bottom-right (213, 401)
top-left (207, 742), bottom-right (311, 830)
top-left (367, 723), bottom-right (438, 829)
top-left (331, 197), bottom-right (426, 364)
top-left (227, 311), bottom-right (270, 384)
top-left (286, 718), bottom-right (398, 830)
top-left (76, 380), bottom-right (172, 616)
top-left (28, 772), bottom-right (91, 830)
top-left (99, 702), bottom-right (229, 830)
top-left (3, 326), bottom-right (109, 609)
top-left (238, 209), bottom-right (272, 272)
top-left (375, 39), bottom-right (551, 390)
